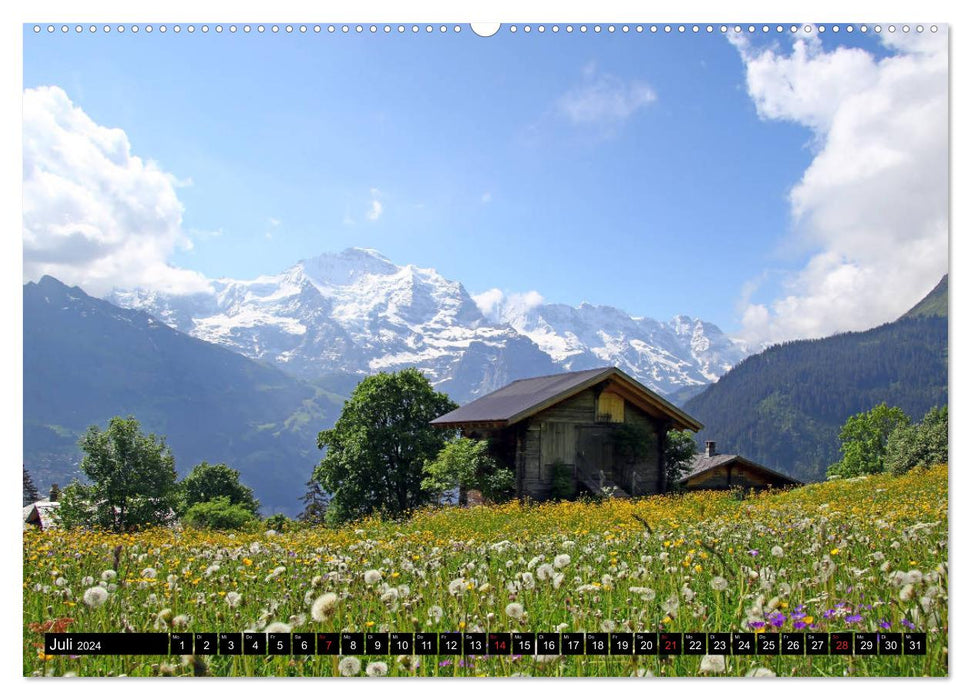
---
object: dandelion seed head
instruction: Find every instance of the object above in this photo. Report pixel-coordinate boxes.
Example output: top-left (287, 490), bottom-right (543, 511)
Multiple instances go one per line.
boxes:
top-left (364, 569), bottom-right (382, 584)
top-left (554, 554), bottom-right (571, 569)
top-left (505, 602), bottom-right (525, 620)
top-left (365, 661), bottom-right (388, 676)
top-left (311, 592), bottom-right (339, 621)
top-left (700, 654), bottom-right (726, 673)
top-left (83, 585), bottom-right (108, 608)
top-left (225, 591), bottom-right (242, 608)
top-left (338, 656), bottom-right (362, 676)
top-left (710, 576), bottom-right (729, 591)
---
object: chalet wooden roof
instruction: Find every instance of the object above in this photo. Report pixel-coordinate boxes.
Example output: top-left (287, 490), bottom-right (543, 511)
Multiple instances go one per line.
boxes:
top-left (680, 453), bottom-right (803, 486)
top-left (431, 366), bottom-right (703, 431)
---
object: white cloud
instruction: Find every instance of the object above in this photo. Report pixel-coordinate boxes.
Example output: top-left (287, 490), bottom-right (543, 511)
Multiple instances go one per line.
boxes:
top-left (731, 29), bottom-right (948, 345)
top-left (22, 86), bottom-right (210, 296)
top-left (473, 288), bottom-right (545, 323)
top-left (366, 188), bottom-right (383, 221)
top-left (557, 63), bottom-right (656, 129)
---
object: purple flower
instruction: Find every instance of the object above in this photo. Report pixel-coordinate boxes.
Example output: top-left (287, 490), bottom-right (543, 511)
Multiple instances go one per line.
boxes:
top-left (823, 609), bottom-right (837, 620)
top-left (879, 620), bottom-right (891, 630)
top-left (846, 614), bottom-right (863, 624)
top-left (901, 619), bottom-right (916, 630)
top-left (793, 621), bottom-right (807, 630)
top-left (439, 660), bottom-right (452, 667)
top-left (768, 612), bottom-right (787, 628)
top-left (748, 549), bottom-right (760, 557)
top-left (748, 620), bottom-right (765, 630)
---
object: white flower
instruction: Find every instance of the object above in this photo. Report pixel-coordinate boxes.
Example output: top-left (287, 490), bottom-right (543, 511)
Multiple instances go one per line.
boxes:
top-left (81, 576), bottom-right (95, 587)
top-left (141, 567), bottom-right (157, 579)
top-left (552, 573), bottom-right (564, 589)
top-left (225, 592), bottom-right (242, 608)
top-left (264, 621), bottom-right (292, 634)
top-left (505, 602), bottom-right (525, 620)
top-left (381, 588), bottom-right (399, 605)
top-left (82, 586), bottom-right (108, 608)
top-left (311, 592), bottom-right (339, 621)
top-left (338, 656), bottom-right (362, 676)
top-left (364, 569), bottom-right (382, 585)
top-left (100, 569), bottom-right (117, 581)
top-left (553, 554), bottom-right (571, 569)
top-left (172, 615), bottom-right (189, 630)
top-left (428, 605), bottom-right (444, 621)
top-left (899, 584), bottom-right (916, 602)
top-left (537, 564), bottom-right (555, 581)
top-left (710, 576), bottom-right (729, 592)
top-left (521, 572), bottom-right (536, 590)
top-left (54, 577), bottom-right (67, 587)
top-left (771, 546), bottom-right (785, 558)
top-left (699, 655), bottom-right (726, 673)
top-left (365, 661), bottom-right (388, 677)
top-left (448, 578), bottom-right (467, 596)
top-left (249, 542), bottom-right (261, 554)
top-left (527, 555), bottom-right (543, 569)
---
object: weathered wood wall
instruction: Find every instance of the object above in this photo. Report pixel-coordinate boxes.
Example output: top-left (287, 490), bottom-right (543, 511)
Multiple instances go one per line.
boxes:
top-left (517, 385), bottom-right (666, 500)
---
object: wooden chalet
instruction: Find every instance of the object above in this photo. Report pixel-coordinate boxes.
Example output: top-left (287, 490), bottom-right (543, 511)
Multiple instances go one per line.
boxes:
top-left (680, 441), bottom-right (802, 491)
top-left (430, 367), bottom-right (703, 501)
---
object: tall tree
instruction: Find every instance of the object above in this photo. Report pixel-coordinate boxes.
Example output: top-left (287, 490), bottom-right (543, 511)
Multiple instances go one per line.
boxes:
top-left (827, 403), bottom-right (911, 478)
top-left (886, 405), bottom-right (948, 476)
top-left (314, 369), bottom-right (458, 524)
top-left (23, 466), bottom-right (40, 506)
top-left (179, 462), bottom-right (260, 516)
top-left (58, 416), bottom-right (178, 531)
top-left (298, 478), bottom-right (331, 524)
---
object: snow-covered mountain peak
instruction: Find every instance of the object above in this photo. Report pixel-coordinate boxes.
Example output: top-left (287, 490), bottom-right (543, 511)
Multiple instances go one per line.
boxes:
top-left (108, 248), bottom-right (751, 402)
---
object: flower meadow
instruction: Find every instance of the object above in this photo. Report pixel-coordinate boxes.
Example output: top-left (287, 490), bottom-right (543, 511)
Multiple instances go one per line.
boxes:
top-left (23, 465), bottom-right (947, 677)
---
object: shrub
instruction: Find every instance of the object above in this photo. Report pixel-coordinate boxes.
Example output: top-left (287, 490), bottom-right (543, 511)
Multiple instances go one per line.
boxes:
top-left (183, 497), bottom-right (258, 530)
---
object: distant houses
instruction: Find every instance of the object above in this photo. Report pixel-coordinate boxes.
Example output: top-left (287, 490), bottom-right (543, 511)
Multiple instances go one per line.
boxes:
top-left (680, 441), bottom-right (803, 491)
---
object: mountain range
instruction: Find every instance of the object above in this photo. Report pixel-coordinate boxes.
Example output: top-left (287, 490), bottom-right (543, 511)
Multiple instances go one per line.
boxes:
top-left (108, 248), bottom-right (750, 403)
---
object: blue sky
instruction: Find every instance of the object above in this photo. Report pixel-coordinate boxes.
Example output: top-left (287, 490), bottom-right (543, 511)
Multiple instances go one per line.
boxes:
top-left (22, 23), bottom-right (948, 343)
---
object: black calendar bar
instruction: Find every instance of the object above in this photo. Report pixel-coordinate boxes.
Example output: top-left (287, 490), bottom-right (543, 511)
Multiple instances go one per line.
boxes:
top-left (44, 633), bottom-right (169, 655)
top-left (41, 631), bottom-right (928, 656)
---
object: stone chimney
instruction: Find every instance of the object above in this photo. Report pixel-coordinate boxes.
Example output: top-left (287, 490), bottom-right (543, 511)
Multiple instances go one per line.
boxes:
top-left (705, 441), bottom-right (716, 458)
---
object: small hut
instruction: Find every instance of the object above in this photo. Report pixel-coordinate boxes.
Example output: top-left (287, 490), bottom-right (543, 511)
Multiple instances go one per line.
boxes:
top-left (23, 501), bottom-right (60, 531)
top-left (431, 367), bottom-right (703, 501)
top-left (680, 441), bottom-right (802, 491)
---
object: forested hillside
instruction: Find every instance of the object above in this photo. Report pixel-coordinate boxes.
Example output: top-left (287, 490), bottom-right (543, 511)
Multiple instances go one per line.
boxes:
top-left (684, 277), bottom-right (948, 482)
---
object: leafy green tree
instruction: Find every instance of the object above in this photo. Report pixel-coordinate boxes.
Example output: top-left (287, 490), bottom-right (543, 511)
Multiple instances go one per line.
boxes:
top-left (59, 416), bottom-right (178, 531)
top-left (886, 405), bottom-right (948, 476)
top-left (664, 429), bottom-right (698, 489)
top-left (314, 369), bottom-right (458, 524)
top-left (422, 437), bottom-right (514, 504)
top-left (179, 462), bottom-right (260, 516)
top-left (23, 466), bottom-right (40, 506)
top-left (183, 496), bottom-right (258, 530)
top-left (827, 403), bottom-right (911, 478)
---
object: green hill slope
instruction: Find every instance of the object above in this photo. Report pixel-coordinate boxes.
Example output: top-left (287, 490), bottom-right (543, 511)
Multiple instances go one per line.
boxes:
top-left (24, 276), bottom-right (345, 515)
